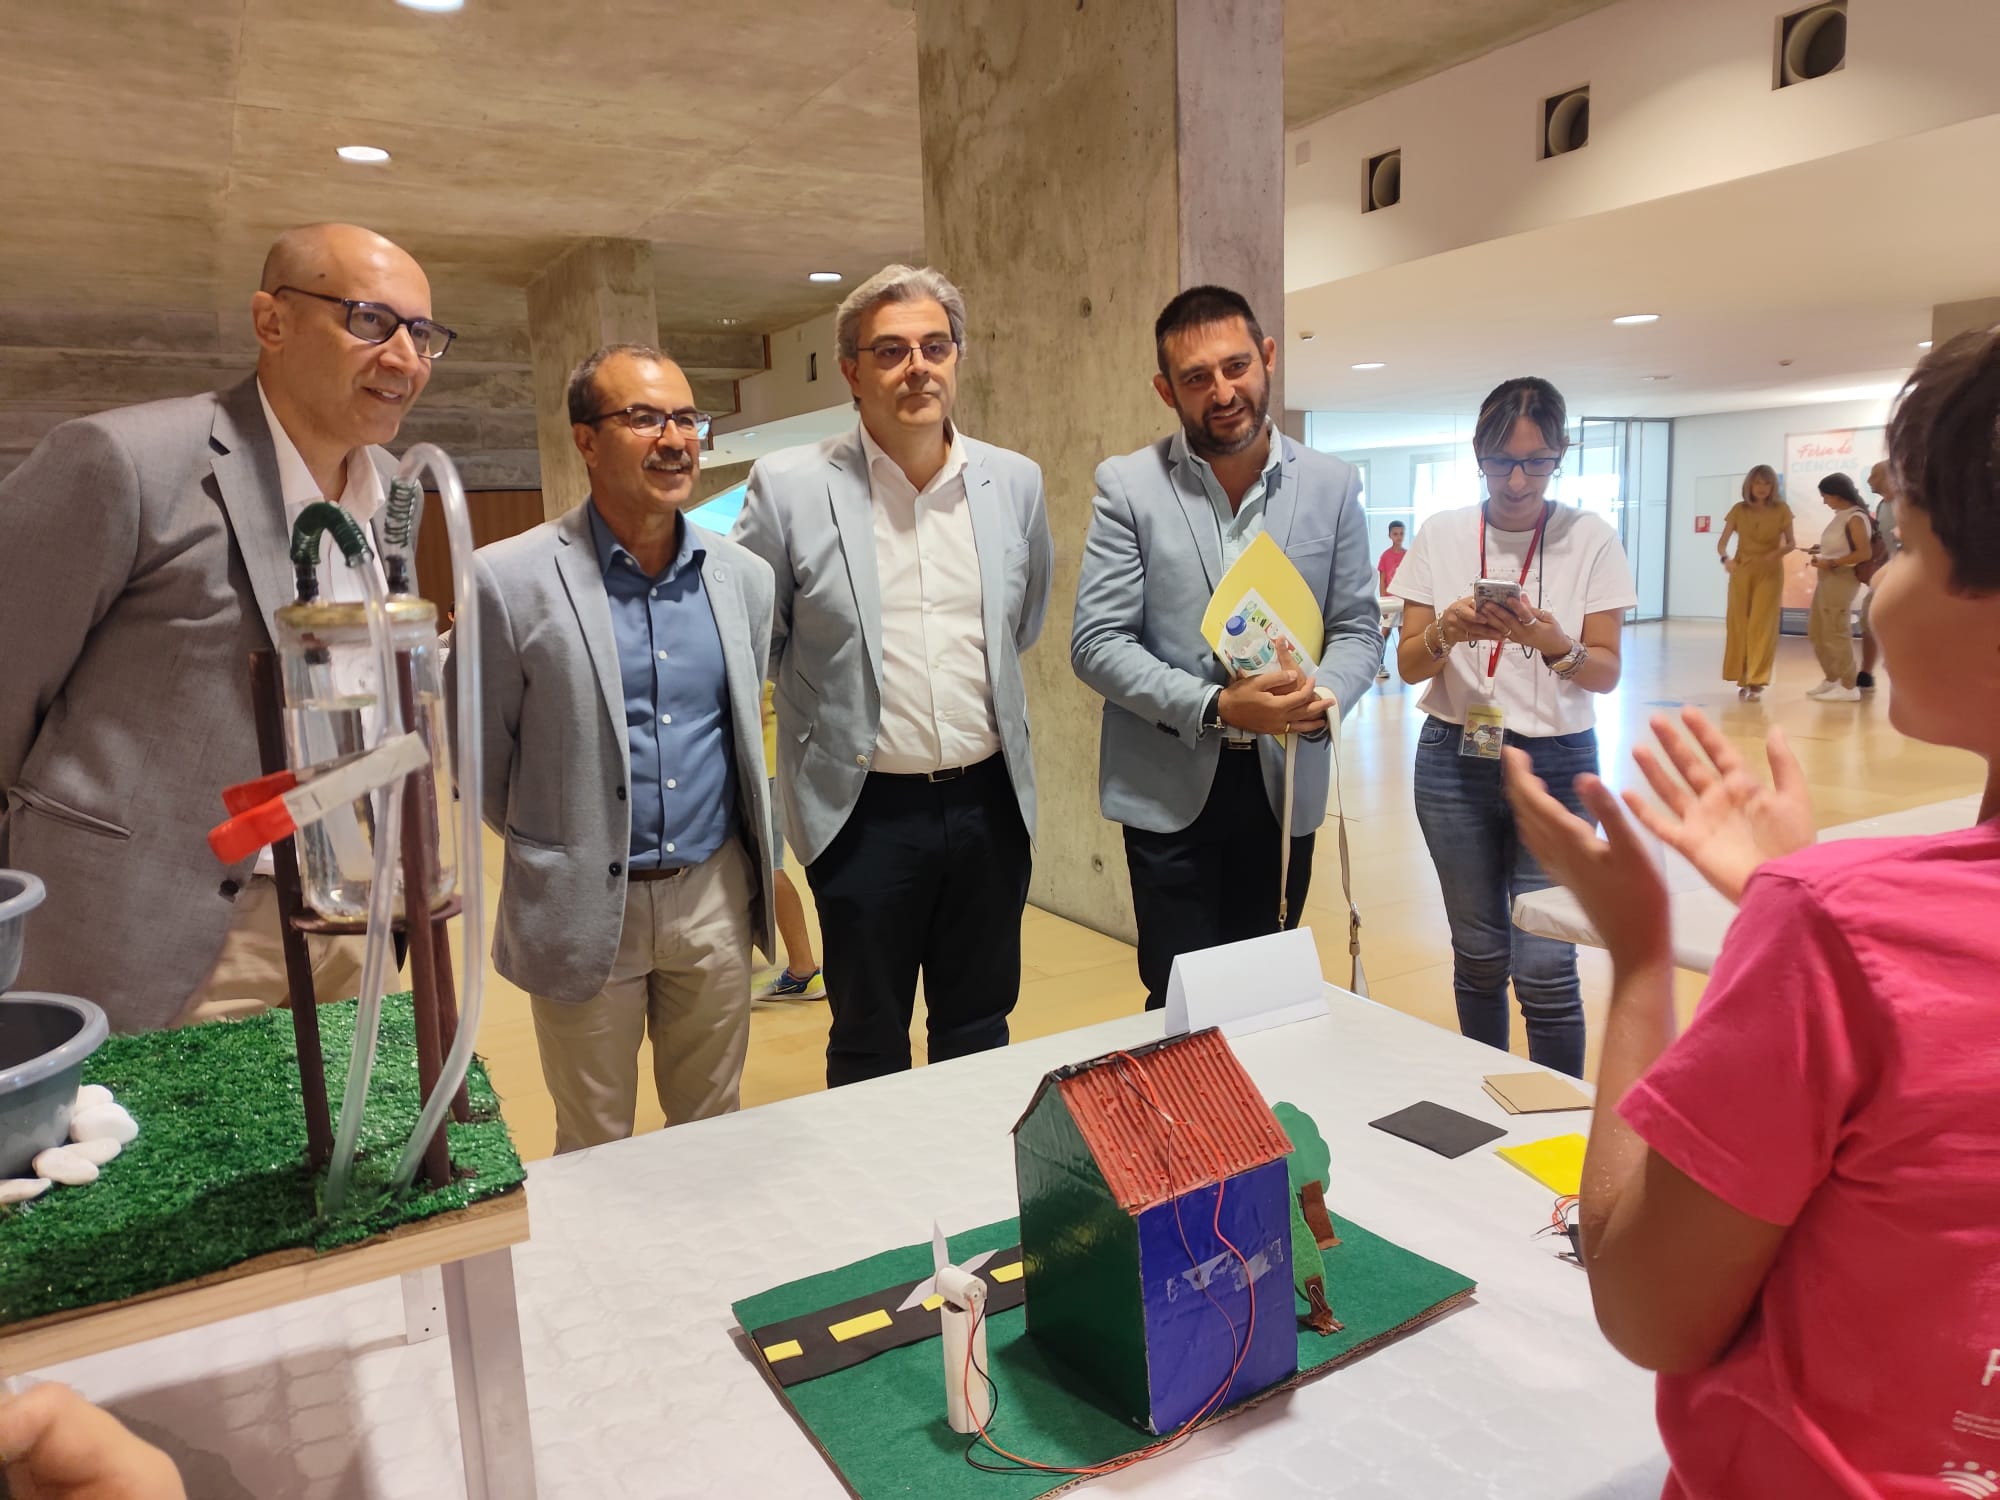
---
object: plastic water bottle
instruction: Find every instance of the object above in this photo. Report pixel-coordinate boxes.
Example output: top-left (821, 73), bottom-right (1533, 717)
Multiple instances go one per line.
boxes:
top-left (1221, 613), bottom-right (1277, 675)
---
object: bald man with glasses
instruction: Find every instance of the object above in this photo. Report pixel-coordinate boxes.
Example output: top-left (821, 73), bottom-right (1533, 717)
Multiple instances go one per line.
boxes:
top-left (0, 222), bottom-right (450, 1032)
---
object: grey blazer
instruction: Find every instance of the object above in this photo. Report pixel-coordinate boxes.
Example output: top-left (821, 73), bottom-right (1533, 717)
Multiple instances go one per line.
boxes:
top-left (450, 504), bottom-right (776, 1005)
top-left (1071, 433), bottom-right (1381, 837)
top-left (0, 379), bottom-right (395, 1032)
top-left (731, 427), bottom-right (1053, 867)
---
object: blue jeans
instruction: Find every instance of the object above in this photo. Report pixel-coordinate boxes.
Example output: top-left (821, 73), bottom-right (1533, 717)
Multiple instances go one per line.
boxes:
top-left (1413, 716), bottom-right (1599, 1078)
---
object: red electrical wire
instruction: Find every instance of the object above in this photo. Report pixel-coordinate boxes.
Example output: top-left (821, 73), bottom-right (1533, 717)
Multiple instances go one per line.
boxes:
top-left (959, 1050), bottom-right (1262, 1478)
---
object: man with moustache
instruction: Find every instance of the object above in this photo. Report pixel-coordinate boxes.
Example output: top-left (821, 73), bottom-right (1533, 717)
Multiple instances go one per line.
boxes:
top-left (0, 222), bottom-right (446, 1031)
top-left (1072, 285), bottom-right (1381, 1009)
top-left (454, 344), bottom-right (775, 1151)
top-left (733, 265), bottom-right (1053, 1087)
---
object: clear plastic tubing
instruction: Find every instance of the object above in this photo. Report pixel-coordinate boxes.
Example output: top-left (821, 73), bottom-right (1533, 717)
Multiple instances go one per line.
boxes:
top-left (323, 557), bottom-right (407, 1212)
top-left (389, 443), bottom-right (486, 1192)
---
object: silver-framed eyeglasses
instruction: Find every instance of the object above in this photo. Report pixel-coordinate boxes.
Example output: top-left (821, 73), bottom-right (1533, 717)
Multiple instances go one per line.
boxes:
top-left (581, 405), bottom-right (712, 440)
top-left (1477, 455), bottom-right (1562, 478)
top-left (864, 338), bottom-right (960, 369)
top-left (273, 286), bottom-right (457, 359)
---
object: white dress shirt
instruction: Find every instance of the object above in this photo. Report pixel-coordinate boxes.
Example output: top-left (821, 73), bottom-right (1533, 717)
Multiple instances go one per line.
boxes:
top-left (860, 421), bottom-right (1001, 774)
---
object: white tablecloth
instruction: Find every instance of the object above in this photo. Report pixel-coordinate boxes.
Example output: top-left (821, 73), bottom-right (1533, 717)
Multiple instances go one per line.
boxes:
top-left (1512, 795), bottom-right (1983, 972)
top-left (33, 993), bottom-right (1667, 1499)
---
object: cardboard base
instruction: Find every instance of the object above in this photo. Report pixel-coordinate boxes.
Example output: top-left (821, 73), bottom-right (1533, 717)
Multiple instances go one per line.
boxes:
top-left (731, 1212), bottom-right (1474, 1500)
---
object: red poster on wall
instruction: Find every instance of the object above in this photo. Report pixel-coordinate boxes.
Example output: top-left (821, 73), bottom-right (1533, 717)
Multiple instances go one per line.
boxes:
top-left (1694, 515), bottom-right (1711, 533)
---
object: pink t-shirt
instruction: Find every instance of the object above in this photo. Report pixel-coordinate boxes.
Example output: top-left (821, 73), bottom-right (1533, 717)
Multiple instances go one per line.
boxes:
top-left (1621, 823), bottom-right (2000, 1498)
top-left (1377, 545), bottom-right (1405, 592)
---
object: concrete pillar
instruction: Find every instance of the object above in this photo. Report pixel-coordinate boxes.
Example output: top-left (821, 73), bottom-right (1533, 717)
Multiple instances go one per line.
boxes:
top-left (916, 0), bottom-right (1284, 942)
top-left (525, 238), bottom-right (659, 520)
top-left (1932, 297), bottom-right (2000, 347)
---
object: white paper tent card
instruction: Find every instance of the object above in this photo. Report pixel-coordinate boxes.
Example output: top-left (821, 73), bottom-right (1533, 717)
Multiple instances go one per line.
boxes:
top-left (1162, 927), bottom-right (1327, 1040)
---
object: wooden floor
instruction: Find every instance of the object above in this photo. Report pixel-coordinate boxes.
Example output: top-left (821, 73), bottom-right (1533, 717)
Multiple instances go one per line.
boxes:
top-left (450, 620), bottom-right (1984, 1163)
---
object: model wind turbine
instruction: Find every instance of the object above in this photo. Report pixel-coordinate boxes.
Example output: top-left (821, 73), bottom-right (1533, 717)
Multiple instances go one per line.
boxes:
top-left (907, 1222), bottom-right (994, 1434)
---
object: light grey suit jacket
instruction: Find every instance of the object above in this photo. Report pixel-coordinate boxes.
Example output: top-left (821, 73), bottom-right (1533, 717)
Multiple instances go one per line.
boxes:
top-left (451, 504), bottom-right (776, 1005)
top-left (730, 426), bottom-right (1054, 867)
top-left (0, 378), bottom-right (396, 1032)
top-left (1071, 433), bottom-right (1381, 836)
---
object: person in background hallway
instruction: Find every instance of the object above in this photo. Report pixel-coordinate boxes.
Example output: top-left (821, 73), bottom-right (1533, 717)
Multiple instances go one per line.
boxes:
top-left (1392, 377), bottom-right (1635, 1078)
top-left (1072, 285), bottom-right (1380, 1011)
top-left (1502, 327), bottom-right (2000, 1497)
top-left (1377, 519), bottom-right (1407, 592)
top-left (1716, 463), bottom-right (1795, 701)
top-left (754, 680), bottom-right (825, 1001)
top-left (1803, 471), bottom-right (1873, 703)
top-left (0, 1382), bottom-right (186, 1499)
top-left (0, 223), bottom-right (444, 1032)
top-left (1857, 458), bottom-right (1901, 692)
top-left (1376, 519), bottom-right (1408, 682)
top-left (733, 265), bottom-right (1053, 1087)
top-left (454, 344), bottom-right (775, 1152)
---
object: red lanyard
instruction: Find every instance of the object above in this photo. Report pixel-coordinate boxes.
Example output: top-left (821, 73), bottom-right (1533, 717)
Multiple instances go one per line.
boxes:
top-left (1478, 502), bottom-right (1550, 679)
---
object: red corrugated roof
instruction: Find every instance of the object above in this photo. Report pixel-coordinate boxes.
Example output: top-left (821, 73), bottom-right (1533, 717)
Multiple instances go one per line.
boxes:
top-left (1054, 1030), bottom-right (1293, 1213)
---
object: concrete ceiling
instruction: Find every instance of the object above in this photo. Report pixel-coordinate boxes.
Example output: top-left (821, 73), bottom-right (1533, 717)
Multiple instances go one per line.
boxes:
top-left (1282, 0), bottom-right (1624, 127)
top-left (1281, 111), bottom-right (2000, 424)
top-left (0, 0), bottom-right (1630, 351)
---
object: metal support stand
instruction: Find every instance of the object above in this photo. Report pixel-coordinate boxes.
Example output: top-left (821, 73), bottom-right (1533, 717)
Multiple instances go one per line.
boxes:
top-left (442, 1247), bottom-right (540, 1500)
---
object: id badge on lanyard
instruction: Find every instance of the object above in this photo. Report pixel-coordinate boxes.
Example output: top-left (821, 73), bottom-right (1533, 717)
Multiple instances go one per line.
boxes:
top-left (1458, 504), bottom-right (1548, 761)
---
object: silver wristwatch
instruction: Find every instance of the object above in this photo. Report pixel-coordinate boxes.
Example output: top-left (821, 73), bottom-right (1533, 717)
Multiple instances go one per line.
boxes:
top-left (1547, 639), bottom-right (1589, 680)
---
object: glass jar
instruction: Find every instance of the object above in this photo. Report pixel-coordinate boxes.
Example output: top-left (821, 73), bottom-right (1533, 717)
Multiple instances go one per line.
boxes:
top-left (271, 597), bottom-right (457, 922)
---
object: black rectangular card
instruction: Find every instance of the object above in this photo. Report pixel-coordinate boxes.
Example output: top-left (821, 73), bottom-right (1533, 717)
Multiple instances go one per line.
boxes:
top-left (1368, 1101), bottom-right (1508, 1159)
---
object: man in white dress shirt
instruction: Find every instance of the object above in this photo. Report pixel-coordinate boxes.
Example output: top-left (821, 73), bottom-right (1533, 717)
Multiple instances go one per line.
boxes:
top-left (0, 223), bottom-right (444, 1030)
top-left (733, 265), bottom-right (1053, 1086)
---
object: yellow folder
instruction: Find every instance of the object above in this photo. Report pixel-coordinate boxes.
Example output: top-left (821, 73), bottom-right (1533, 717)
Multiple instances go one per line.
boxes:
top-left (1201, 532), bottom-right (1324, 669)
top-left (1495, 1134), bottom-right (1587, 1196)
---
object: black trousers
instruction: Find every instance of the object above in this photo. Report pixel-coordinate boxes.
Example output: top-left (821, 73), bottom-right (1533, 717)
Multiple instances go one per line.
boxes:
top-left (804, 756), bottom-right (1031, 1087)
top-left (1124, 747), bottom-right (1314, 1011)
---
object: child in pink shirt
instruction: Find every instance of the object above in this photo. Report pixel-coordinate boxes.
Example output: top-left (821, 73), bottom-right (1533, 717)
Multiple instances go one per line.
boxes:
top-left (1505, 330), bottom-right (2000, 1497)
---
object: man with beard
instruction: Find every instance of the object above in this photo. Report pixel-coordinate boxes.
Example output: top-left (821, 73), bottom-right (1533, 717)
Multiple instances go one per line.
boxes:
top-left (452, 344), bottom-right (776, 1150)
top-left (733, 265), bottom-right (1052, 1086)
top-left (1072, 285), bottom-right (1380, 1009)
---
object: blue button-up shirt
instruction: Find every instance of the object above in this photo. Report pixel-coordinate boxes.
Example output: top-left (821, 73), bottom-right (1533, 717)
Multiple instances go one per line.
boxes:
top-left (1172, 419), bottom-right (1285, 573)
top-left (588, 502), bottom-right (735, 871)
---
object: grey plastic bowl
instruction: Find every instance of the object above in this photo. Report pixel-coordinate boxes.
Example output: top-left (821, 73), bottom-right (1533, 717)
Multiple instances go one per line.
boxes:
top-left (0, 993), bottom-right (108, 1179)
top-left (0, 869), bottom-right (46, 995)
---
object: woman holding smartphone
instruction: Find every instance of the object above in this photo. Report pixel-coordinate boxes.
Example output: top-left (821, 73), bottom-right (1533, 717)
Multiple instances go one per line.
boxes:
top-left (1389, 377), bottom-right (1637, 1076)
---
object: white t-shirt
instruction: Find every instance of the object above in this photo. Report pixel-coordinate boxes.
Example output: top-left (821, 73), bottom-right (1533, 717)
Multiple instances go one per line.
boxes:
top-left (1390, 504), bottom-right (1637, 738)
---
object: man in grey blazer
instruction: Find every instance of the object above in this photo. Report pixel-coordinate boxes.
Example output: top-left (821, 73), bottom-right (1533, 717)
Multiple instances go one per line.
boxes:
top-left (455, 343), bottom-right (775, 1152)
top-left (1072, 285), bottom-right (1381, 1009)
top-left (733, 265), bottom-right (1053, 1087)
top-left (0, 223), bottom-right (446, 1032)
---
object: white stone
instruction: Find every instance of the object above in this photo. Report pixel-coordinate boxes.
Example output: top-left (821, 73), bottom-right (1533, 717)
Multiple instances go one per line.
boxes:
top-left (74, 1083), bottom-right (115, 1111)
top-left (32, 1146), bottom-right (98, 1185)
top-left (69, 1102), bottom-right (137, 1145)
top-left (0, 1178), bottom-right (51, 1205)
top-left (70, 1136), bottom-right (121, 1166)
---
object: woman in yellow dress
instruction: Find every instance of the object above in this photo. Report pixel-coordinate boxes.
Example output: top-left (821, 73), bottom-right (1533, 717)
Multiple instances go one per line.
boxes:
top-left (1716, 464), bottom-right (1796, 701)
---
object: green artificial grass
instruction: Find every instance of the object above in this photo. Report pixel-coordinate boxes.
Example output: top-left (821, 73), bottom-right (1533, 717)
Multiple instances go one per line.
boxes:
top-left (732, 1205), bottom-right (1475, 1500)
top-left (0, 995), bottom-right (524, 1325)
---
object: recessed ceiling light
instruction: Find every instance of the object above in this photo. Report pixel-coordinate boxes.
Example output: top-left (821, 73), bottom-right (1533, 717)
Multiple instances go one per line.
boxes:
top-left (395, 0), bottom-right (463, 10)
top-left (1351, 361), bottom-right (1385, 371)
top-left (742, 431), bottom-right (757, 439)
top-left (1640, 374), bottom-right (1673, 382)
top-left (1298, 331), bottom-right (1316, 341)
top-left (808, 271), bottom-right (842, 283)
top-left (1612, 313), bottom-right (1660, 325)
top-left (336, 145), bottom-right (390, 163)
top-left (719, 318), bottom-right (739, 326)
top-left (1919, 340), bottom-right (1933, 349)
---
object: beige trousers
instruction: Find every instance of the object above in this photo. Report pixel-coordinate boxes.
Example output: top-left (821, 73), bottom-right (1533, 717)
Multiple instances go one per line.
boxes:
top-left (178, 878), bottom-right (370, 1026)
top-left (530, 838), bottom-right (756, 1154)
top-left (1808, 567), bottom-right (1862, 688)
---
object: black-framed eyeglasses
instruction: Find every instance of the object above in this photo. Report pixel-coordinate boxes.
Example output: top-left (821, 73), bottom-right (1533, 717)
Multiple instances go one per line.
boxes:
top-left (581, 405), bottom-right (712, 440)
top-left (863, 338), bottom-right (960, 369)
top-left (1477, 456), bottom-right (1562, 479)
top-left (274, 286), bottom-right (457, 359)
